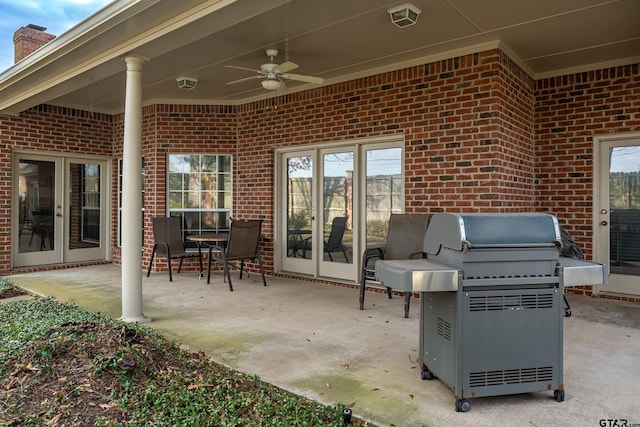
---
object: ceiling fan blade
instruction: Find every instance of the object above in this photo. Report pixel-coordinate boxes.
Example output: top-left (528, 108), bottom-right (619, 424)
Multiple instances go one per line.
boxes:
top-left (227, 75), bottom-right (262, 85)
top-left (281, 73), bottom-right (324, 85)
top-left (225, 65), bottom-right (261, 73)
top-left (274, 61), bottom-right (298, 73)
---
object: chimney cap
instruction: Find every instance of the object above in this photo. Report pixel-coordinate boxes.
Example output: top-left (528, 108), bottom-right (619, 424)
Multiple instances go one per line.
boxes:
top-left (26, 24), bottom-right (47, 32)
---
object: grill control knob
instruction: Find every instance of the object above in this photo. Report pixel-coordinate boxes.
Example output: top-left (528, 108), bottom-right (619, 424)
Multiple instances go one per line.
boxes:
top-left (600, 220), bottom-right (608, 226)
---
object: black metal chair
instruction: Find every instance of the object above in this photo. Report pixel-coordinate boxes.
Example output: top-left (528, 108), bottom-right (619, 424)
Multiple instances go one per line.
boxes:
top-left (304, 216), bottom-right (349, 262)
top-left (324, 216), bottom-right (349, 262)
top-left (359, 213), bottom-right (430, 318)
top-left (206, 219), bottom-right (267, 290)
top-left (147, 217), bottom-right (202, 281)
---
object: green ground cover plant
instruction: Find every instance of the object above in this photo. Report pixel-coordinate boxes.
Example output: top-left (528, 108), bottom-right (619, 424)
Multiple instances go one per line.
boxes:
top-left (0, 284), bottom-right (363, 426)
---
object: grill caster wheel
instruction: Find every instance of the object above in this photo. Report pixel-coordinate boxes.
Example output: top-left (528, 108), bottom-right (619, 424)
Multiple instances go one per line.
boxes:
top-left (455, 399), bottom-right (470, 412)
top-left (554, 390), bottom-right (565, 402)
top-left (565, 309), bottom-right (572, 317)
top-left (421, 368), bottom-right (434, 380)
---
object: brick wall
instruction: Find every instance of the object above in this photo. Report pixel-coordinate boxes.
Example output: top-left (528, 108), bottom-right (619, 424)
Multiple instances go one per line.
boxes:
top-left (235, 50), bottom-right (535, 220)
top-left (0, 105), bottom-right (112, 275)
top-left (2, 49), bottom-right (638, 280)
top-left (535, 64), bottom-right (640, 256)
top-left (111, 105), bottom-right (238, 271)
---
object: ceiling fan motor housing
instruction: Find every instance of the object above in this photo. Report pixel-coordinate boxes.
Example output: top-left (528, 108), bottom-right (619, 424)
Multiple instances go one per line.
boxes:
top-left (265, 48), bottom-right (279, 58)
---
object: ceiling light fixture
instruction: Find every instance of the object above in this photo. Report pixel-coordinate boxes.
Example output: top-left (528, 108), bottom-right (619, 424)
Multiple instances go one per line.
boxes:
top-left (387, 3), bottom-right (421, 28)
top-left (261, 79), bottom-right (282, 90)
top-left (176, 76), bottom-right (198, 90)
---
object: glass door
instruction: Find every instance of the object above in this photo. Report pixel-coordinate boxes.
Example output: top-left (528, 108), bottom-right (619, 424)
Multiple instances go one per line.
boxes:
top-left (282, 152), bottom-right (315, 275)
top-left (363, 146), bottom-right (403, 251)
top-left (14, 155), bottom-right (63, 266)
top-left (277, 138), bottom-right (404, 282)
top-left (318, 148), bottom-right (354, 278)
top-left (13, 153), bottom-right (108, 267)
top-left (596, 137), bottom-right (640, 295)
top-left (64, 159), bottom-right (107, 262)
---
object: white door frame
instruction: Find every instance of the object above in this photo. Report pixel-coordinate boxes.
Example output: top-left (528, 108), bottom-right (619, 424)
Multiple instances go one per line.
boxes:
top-left (593, 131), bottom-right (640, 296)
top-left (12, 150), bottom-right (111, 268)
top-left (274, 135), bottom-right (404, 282)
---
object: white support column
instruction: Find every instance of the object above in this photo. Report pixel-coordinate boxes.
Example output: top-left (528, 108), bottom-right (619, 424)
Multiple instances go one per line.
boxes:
top-left (121, 54), bottom-right (150, 324)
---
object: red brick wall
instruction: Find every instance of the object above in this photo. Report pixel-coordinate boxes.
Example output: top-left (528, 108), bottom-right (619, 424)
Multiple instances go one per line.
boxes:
top-left (111, 105), bottom-right (238, 271)
top-left (235, 50), bottom-right (535, 220)
top-left (230, 50), bottom-right (539, 272)
top-left (535, 64), bottom-right (640, 256)
top-left (0, 105), bottom-right (112, 274)
top-left (2, 49), bottom-right (638, 280)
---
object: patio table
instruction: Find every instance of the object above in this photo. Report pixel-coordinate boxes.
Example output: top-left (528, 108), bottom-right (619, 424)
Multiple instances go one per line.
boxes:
top-left (186, 233), bottom-right (229, 278)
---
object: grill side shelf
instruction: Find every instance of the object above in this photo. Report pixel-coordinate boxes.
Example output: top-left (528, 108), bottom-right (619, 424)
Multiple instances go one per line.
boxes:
top-left (557, 258), bottom-right (608, 287)
top-left (375, 259), bottom-right (460, 292)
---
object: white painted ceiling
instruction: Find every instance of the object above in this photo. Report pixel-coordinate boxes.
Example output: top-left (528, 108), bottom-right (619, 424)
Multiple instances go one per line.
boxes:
top-left (1, 0), bottom-right (638, 115)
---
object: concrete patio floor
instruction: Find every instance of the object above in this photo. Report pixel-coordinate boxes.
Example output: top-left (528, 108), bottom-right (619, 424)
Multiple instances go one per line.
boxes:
top-left (7, 264), bottom-right (640, 427)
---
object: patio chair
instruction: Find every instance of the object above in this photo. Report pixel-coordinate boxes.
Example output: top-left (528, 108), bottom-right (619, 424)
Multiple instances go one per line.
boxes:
top-left (147, 217), bottom-right (203, 281)
top-left (303, 216), bottom-right (349, 262)
top-left (206, 218), bottom-right (267, 290)
top-left (359, 213), bottom-right (430, 318)
top-left (559, 227), bottom-right (584, 318)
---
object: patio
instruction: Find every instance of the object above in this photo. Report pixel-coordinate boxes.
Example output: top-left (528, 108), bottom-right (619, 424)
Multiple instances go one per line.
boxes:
top-left (8, 264), bottom-right (640, 427)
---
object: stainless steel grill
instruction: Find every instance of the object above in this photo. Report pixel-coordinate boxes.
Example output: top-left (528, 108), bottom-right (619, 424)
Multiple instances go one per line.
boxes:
top-left (375, 212), bottom-right (607, 413)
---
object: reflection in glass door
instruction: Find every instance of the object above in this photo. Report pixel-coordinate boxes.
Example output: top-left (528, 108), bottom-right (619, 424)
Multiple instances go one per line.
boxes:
top-left (278, 139), bottom-right (403, 282)
top-left (65, 160), bottom-right (105, 262)
top-left (597, 137), bottom-right (640, 295)
top-left (16, 157), bottom-right (61, 266)
top-left (318, 149), bottom-right (354, 278)
top-left (13, 154), bottom-right (108, 267)
top-left (364, 147), bottom-right (403, 251)
top-left (283, 153), bottom-right (314, 274)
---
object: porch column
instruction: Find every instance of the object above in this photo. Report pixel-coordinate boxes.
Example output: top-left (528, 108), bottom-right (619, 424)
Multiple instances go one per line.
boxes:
top-left (121, 54), bottom-right (150, 324)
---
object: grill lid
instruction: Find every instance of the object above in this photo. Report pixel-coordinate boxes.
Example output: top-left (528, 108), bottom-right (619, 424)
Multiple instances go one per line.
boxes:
top-left (424, 213), bottom-right (561, 255)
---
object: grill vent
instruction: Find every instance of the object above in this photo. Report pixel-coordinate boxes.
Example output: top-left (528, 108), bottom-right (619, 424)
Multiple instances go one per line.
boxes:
top-left (469, 367), bottom-right (554, 387)
top-left (436, 317), bottom-right (452, 341)
top-left (468, 294), bottom-right (554, 312)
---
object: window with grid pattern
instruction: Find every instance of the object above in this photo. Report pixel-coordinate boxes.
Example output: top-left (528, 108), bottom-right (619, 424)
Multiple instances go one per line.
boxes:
top-left (167, 154), bottom-right (232, 235)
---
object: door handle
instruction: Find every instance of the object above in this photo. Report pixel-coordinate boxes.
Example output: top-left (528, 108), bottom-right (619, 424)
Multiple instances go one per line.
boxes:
top-left (600, 220), bottom-right (608, 226)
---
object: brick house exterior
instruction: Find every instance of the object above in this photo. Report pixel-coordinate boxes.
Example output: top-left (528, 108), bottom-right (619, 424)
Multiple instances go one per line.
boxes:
top-left (2, 47), bottom-right (639, 299)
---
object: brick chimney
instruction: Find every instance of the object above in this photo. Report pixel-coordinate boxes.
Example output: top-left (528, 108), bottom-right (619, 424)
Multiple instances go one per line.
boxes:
top-left (13, 24), bottom-right (56, 63)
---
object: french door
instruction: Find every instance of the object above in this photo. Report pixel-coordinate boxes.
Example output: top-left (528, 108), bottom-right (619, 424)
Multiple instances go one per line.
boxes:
top-left (278, 138), bottom-right (403, 282)
top-left (595, 134), bottom-right (640, 296)
top-left (13, 152), bottom-right (109, 268)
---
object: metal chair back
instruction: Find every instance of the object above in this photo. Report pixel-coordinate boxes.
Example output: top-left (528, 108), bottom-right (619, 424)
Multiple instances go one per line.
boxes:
top-left (385, 214), bottom-right (430, 260)
top-left (147, 216), bottom-right (202, 281)
top-left (207, 218), bottom-right (267, 290)
top-left (152, 217), bottom-right (185, 257)
top-left (226, 219), bottom-right (263, 260)
top-left (359, 213), bottom-right (429, 317)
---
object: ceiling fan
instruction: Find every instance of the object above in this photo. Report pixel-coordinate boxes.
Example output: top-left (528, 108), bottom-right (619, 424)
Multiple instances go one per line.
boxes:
top-left (226, 48), bottom-right (324, 91)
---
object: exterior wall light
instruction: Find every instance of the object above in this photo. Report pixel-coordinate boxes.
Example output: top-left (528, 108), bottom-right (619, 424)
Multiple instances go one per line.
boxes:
top-left (387, 3), bottom-right (421, 28)
top-left (176, 76), bottom-right (198, 90)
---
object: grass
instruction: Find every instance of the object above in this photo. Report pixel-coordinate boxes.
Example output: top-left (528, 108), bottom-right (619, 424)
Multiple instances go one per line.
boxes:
top-left (0, 282), bottom-right (365, 426)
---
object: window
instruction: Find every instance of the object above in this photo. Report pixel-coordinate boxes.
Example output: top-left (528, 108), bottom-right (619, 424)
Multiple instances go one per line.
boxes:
top-left (117, 158), bottom-right (144, 247)
top-left (81, 164), bottom-right (100, 243)
top-left (168, 154), bottom-right (232, 234)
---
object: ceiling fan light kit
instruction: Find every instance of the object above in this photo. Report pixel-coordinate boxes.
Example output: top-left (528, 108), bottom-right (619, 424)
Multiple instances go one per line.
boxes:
top-left (226, 48), bottom-right (324, 91)
top-left (176, 76), bottom-right (198, 90)
top-left (388, 3), bottom-right (421, 28)
top-left (261, 79), bottom-right (282, 90)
